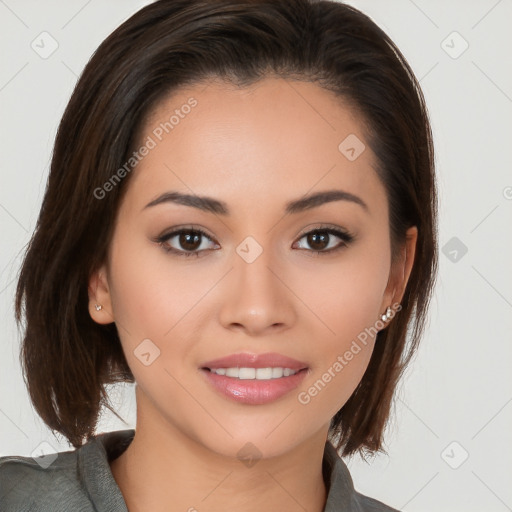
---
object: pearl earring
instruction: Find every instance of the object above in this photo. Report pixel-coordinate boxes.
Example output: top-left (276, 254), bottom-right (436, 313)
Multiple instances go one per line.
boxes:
top-left (381, 306), bottom-right (393, 322)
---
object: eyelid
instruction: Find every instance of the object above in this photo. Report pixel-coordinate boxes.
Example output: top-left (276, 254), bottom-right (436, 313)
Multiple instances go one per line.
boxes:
top-left (156, 224), bottom-right (217, 242)
top-left (295, 223), bottom-right (353, 238)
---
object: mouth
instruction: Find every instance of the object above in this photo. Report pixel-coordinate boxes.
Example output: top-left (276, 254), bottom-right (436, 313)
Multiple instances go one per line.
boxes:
top-left (205, 367), bottom-right (304, 379)
top-left (200, 352), bottom-right (309, 405)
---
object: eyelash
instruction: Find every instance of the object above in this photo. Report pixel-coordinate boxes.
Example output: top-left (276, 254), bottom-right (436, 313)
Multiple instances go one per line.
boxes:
top-left (154, 225), bottom-right (355, 258)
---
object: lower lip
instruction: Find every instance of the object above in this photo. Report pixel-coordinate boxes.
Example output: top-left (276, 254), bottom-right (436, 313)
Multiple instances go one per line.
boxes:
top-left (201, 368), bottom-right (308, 405)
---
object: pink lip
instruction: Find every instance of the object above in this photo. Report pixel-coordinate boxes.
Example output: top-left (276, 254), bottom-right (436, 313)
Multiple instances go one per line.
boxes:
top-left (200, 352), bottom-right (309, 405)
top-left (201, 352), bottom-right (308, 371)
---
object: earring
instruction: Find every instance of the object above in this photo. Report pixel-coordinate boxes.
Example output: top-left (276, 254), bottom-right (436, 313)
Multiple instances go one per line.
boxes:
top-left (380, 306), bottom-right (393, 322)
top-left (95, 304), bottom-right (103, 311)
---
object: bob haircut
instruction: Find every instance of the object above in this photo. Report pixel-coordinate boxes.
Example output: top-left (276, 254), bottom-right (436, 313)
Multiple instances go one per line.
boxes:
top-left (15, 0), bottom-right (437, 456)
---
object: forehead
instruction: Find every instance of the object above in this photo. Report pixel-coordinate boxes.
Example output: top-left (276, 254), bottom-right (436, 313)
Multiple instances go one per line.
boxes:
top-left (123, 77), bottom-right (385, 217)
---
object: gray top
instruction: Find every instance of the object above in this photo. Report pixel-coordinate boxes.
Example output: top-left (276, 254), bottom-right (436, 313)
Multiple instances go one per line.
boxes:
top-left (0, 429), bottom-right (399, 511)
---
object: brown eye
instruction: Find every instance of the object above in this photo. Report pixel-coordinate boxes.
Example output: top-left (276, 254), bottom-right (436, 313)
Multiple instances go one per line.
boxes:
top-left (306, 232), bottom-right (330, 251)
top-left (177, 231), bottom-right (202, 251)
top-left (156, 228), bottom-right (218, 257)
top-left (295, 228), bottom-right (354, 254)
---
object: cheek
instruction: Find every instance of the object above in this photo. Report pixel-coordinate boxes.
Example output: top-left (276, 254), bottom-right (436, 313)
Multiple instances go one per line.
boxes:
top-left (106, 237), bottom-right (211, 406)
top-left (108, 232), bottom-right (214, 341)
top-left (294, 237), bottom-right (391, 348)
top-left (292, 236), bottom-right (390, 410)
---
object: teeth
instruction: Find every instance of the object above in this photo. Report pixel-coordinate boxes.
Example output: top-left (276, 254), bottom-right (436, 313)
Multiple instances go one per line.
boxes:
top-left (272, 367), bottom-right (283, 378)
top-left (210, 367), bottom-right (298, 379)
top-left (225, 368), bottom-right (239, 377)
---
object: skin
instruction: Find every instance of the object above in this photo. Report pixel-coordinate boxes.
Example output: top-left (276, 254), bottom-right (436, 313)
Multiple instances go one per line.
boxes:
top-left (88, 77), bottom-right (417, 512)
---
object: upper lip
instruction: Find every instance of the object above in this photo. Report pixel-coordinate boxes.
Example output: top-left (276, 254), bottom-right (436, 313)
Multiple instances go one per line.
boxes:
top-left (201, 352), bottom-right (308, 371)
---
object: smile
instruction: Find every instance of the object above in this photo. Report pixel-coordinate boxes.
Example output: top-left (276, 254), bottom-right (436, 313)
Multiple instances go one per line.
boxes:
top-left (207, 367), bottom-right (298, 379)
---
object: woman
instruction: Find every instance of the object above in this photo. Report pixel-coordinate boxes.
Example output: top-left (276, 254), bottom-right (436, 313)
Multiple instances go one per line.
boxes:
top-left (0, 0), bottom-right (437, 511)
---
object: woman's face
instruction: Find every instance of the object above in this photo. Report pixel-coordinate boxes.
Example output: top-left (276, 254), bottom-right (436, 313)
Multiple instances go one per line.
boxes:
top-left (90, 77), bottom-right (416, 458)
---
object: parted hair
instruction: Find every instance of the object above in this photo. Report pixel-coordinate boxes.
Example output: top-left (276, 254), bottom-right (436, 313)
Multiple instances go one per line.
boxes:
top-left (15, 0), bottom-right (437, 455)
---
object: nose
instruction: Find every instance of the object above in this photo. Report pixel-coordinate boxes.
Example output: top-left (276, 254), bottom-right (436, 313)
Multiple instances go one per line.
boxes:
top-left (217, 246), bottom-right (297, 337)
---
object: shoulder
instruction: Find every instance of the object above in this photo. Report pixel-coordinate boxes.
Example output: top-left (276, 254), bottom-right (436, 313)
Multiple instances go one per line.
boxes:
top-left (0, 447), bottom-right (96, 512)
top-left (352, 491), bottom-right (401, 512)
top-left (323, 441), bottom-right (401, 512)
top-left (0, 429), bottom-right (135, 512)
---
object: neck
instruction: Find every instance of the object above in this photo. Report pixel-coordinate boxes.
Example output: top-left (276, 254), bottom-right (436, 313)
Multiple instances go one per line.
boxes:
top-left (110, 402), bottom-right (329, 512)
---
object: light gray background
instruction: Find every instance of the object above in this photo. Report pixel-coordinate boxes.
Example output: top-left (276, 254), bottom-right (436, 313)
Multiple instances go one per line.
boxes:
top-left (1, 1), bottom-right (511, 511)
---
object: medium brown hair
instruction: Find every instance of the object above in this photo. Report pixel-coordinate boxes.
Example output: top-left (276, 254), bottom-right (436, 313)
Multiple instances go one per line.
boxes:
top-left (15, 0), bottom-right (437, 455)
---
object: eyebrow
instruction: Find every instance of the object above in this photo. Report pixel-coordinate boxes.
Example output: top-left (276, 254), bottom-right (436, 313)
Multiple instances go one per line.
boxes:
top-left (143, 189), bottom-right (368, 215)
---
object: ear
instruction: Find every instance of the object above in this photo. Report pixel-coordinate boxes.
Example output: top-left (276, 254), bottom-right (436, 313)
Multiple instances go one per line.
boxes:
top-left (380, 226), bottom-right (418, 315)
top-left (88, 264), bottom-right (115, 324)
